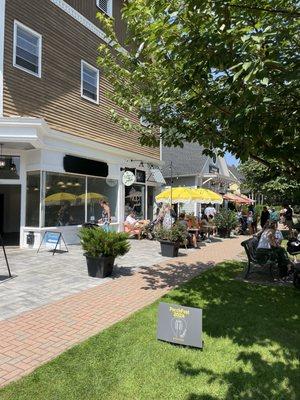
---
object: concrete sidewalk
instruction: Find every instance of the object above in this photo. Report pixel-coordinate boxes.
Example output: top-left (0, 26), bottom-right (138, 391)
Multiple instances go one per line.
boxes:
top-left (0, 236), bottom-right (245, 387)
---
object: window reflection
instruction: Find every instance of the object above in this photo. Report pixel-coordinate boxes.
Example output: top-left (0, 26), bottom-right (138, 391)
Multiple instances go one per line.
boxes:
top-left (25, 170), bottom-right (120, 228)
top-left (0, 156), bottom-right (20, 179)
top-left (87, 177), bottom-right (118, 223)
top-left (44, 173), bottom-right (85, 227)
top-left (125, 184), bottom-right (145, 219)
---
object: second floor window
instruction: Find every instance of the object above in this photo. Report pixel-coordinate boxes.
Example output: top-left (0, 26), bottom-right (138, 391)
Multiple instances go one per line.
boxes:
top-left (96, 0), bottom-right (113, 17)
top-left (13, 21), bottom-right (42, 78)
top-left (81, 61), bottom-right (100, 104)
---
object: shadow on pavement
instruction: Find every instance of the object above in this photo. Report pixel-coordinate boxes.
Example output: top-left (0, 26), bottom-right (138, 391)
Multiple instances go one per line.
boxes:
top-left (138, 261), bottom-right (213, 290)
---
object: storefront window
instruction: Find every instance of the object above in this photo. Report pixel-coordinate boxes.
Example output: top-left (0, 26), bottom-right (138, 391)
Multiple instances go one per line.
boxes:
top-left (125, 184), bottom-right (145, 219)
top-left (44, 172), bottom-right (85, 227)
top-left (87, 177), bottom-right (118, 223)
top-left (0, 156), bottom-right (20, 179)
top-left (26, 172), bottom-right (40, 227)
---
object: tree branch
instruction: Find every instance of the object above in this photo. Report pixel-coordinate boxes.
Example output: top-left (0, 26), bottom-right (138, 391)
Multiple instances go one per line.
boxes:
top-left (249, 153), bottom-right (272, 168)
top-left (228, 4), bottom-right (300, 17)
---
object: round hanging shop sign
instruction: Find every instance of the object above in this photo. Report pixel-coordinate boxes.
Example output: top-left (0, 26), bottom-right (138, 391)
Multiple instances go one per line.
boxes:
top-left (122, 171), bottom-right (136, 186)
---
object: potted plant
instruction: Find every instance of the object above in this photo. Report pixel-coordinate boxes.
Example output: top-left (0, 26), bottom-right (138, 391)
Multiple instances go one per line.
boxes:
top-left (155, 224), bottom-right (187, 257)
top-left (79, 227), bottom-right (130, 278)
top-left (214, 209), bottom-right (238, 238)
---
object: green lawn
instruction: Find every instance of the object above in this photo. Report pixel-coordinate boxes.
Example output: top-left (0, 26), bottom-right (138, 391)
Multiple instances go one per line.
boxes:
top-left (1, 261), bottom-right (299, 400)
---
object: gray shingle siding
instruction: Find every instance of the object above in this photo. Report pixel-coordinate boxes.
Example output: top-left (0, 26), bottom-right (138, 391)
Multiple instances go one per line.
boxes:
top-left (162, 143), bottom-right (207, 178)
top-left (228, 165), bottom-right (244, 182)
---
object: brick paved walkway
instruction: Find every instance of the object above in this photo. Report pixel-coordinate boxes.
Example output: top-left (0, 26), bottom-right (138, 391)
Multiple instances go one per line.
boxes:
top-left (0, 236), bottom-right (245, 387)
top-left (0, 240), bottom-right (196, 320)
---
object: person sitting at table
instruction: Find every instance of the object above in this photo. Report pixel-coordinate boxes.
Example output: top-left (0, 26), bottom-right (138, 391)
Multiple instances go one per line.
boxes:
top-left (256, 221), bottom-right (294, 280)
top-left (123, 211), bottom-right (141, 239)
top-left (124, 211), bottom-right (149, 239)
top-left (199, 214), bottom-right (212, 241)
top-left (125, 210), bottom-right (138, 226)
top-left (208, 214), bottom-right (217, 236)
top-left (177, 213), bottom-right (198, 248)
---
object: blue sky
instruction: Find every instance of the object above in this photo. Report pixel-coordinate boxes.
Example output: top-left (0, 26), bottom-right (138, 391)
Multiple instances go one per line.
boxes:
top-left (225, 152), bottom-right (239, 166)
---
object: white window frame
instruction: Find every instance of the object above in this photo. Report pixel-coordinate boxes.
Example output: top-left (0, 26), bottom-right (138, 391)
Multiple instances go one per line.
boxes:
top-left (81, 60), bottom-right (100, 105)
top-left (13, 20), bottom-right (42, 78)
top-left (96, 0), bottom-right (113, 18)
top-left (140, 116), bottom-right (151, 128)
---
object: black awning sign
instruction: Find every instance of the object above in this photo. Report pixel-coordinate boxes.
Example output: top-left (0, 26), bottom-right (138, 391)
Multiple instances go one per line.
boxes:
top-left (64, 155), bottom-right (108, 178)
top-left (157, 302), bottom-right (203, 348)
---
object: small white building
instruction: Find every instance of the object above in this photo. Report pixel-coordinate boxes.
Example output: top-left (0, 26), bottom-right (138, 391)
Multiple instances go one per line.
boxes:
top-left (162, 143), bottom-right (236, 214)
top-left (0, 118), bottom-right (163, 248)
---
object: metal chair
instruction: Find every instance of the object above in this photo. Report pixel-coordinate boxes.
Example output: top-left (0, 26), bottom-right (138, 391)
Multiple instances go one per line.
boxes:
top-left (241, 237), bottom-right (278, 279)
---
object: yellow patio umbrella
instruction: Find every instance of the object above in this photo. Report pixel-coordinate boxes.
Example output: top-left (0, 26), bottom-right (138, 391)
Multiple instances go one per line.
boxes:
top-left (44, 192), bottom-right (77, 204)
top-left (156, 187), bottom-right (223, 204)
top-left (77, 192), bottom-right (108, 202)
top-left (155, 187), bottom-right (194, 204)
top-left (190, 188), bottom-right (223, 204)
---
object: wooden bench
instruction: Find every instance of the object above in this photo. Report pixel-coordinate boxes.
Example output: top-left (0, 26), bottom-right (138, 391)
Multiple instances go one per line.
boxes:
top-left (241, 237), bottom-right (278, 279)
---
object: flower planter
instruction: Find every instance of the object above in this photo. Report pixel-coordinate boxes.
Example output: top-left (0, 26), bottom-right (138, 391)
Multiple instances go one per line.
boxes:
top-left (85, 254), bottom-right (115, 278)
top-left (160, 240), bottom-right (179, 257)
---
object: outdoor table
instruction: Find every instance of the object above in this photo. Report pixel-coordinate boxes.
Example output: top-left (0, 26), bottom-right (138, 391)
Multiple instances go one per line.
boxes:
top-left (200, 226), bottom-right (212, 233)
top-left (188, 228), bottom-right (199, 233)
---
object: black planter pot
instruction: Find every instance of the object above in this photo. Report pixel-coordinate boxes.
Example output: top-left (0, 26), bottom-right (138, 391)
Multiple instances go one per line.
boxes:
top-left (218, 228), bottom-right (231, 238)
top-left (85, 254), bottom-right (115, 278)
top-left (160, 241), bottom-right (179, 257)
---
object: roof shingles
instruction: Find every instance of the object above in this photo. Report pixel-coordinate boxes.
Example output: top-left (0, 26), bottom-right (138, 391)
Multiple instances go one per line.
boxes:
top-left (162, 143), bottom-right (207, 178)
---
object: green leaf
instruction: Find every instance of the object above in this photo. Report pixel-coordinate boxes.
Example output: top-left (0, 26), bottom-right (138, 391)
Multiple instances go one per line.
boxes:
top-left (242, 62), bottom-right (252, 71)
top-left (261, 77), bottom-right (269, 85)
top-left (233, 69), bottom-right (243, 82)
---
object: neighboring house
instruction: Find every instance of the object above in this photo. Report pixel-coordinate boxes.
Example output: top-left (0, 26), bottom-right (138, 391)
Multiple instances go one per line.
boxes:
top-left (162, 143), bottom-right (236, 214)
top-left (0, 0), bottom-right (162, 246)
top-left (228, 165), bottom-right (263, 203)
top-left (228, 165), bottom-right (253, 196)
top-left (228, 165), bottom-right (245, 194)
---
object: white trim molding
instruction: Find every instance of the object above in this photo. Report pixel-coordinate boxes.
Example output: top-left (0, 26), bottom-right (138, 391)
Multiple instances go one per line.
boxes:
top-left (51, 0), bottom-right (126, 54)
top-left (0, 0), bottom-right (6, 116)
top-left (0, 116), bottom-right (163, 166)
top-left (51, 0), bottom-right (112, 46)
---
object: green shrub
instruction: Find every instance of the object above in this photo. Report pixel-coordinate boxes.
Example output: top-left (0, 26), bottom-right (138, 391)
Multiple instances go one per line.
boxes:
top-left (79, 227), bottom-right (130, 258)
top-left (214, 209), bottom-right (238, 230)
top-left (154, 223), bottom-right (187, 243)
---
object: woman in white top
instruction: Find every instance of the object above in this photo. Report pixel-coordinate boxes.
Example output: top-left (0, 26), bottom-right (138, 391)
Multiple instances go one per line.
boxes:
top-left (256, 221), bottom-right (292, 278)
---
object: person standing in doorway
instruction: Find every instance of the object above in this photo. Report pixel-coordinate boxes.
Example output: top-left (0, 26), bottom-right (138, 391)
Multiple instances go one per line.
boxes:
top-left (98, 200), bottom-right (111, 232)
